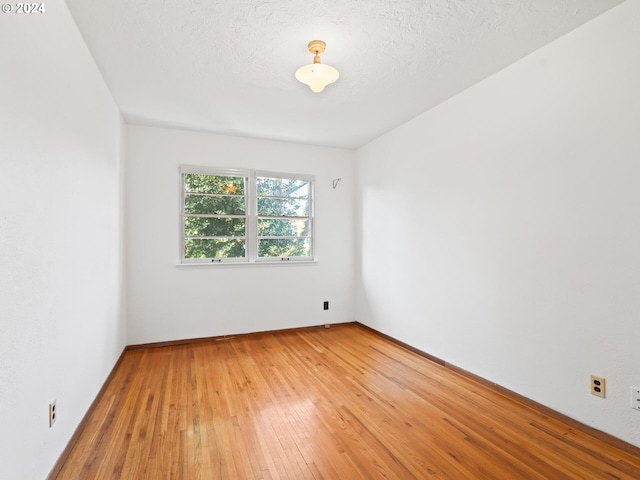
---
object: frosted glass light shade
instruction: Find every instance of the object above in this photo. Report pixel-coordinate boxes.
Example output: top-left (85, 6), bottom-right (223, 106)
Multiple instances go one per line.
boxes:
top-left (295, 63), bottom-right (340, 93)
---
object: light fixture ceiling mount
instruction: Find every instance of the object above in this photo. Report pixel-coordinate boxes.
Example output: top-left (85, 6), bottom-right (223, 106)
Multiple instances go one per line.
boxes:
top-left (295, 40), bottom-right (339, 93)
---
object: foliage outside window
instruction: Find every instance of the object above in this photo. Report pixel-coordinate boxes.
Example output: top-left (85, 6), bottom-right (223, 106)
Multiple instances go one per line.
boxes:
top-left (181, 167), bottom-right (314, 264)
top-left (182, 171), bottom-right (247, 262)
top-left (257, 176), bottom-right (312, 259)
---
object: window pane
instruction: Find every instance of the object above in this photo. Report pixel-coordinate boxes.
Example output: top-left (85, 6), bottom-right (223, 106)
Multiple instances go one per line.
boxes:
top-left (184, 194), bottom-right (245, 215)
top-left (258, 218), bottom-right (310, 237)
top-left (258, 238), bottom-right (310, 258)
top-left (257, 177), bottom-right (309, 198)
top-left (184, 238), bottom-right (246, 259)
top-left (257, 198), bottom-right (309, 217)
top-left (185, 217), bottom-right (245, 237)
top-left (184, 174), bottom-right (245, 195)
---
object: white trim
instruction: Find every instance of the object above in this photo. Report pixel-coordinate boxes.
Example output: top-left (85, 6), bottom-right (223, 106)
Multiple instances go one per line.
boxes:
top-left (247, 171), bottom-right (257, 262)
top-left (255, 170), bottom-right (314, 183)
top-left (180, 165), bottom-right (249, 177)
top-left (176, 259), bottom-right (318, 268)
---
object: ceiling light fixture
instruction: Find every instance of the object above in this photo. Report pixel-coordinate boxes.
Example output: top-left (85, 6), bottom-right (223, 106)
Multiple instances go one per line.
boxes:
top-left (295, 40), bottom-right (339, 93)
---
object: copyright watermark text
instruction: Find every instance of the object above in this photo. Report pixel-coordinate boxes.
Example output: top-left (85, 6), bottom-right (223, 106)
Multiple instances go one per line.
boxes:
top-left (2, 3), bottom-right (46, 14)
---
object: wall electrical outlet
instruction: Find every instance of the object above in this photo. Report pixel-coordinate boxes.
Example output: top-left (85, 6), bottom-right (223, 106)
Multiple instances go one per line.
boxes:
top-left (323, 301), bottom-right (329, 310)
top-left (591, 376), bottom-right (605, 398)
top-left (631, 387), bottom-right (640, 411)
top-left (49, 400), bottom-right (57, 427)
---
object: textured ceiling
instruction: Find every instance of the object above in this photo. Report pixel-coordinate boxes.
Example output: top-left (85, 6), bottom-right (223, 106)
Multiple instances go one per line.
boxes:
top-left (65, 0), bottom-right (623, 148)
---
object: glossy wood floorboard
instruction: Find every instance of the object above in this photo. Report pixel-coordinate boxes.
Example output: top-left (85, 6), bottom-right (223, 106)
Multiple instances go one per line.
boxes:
top-left (53, 324), bottom-right (640, 479)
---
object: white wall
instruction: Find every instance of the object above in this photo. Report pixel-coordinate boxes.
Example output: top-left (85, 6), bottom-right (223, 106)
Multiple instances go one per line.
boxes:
top-left (356, 1), bottom-right (640, 447)
top-left (126, 126), bottom-right (355, 344)
top-left (0, 4), bottom-right (126, 479)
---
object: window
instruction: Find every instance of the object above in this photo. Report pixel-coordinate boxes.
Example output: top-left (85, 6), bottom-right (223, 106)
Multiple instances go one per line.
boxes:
top-left (182, 169), bottom-right (247, 263)
top-left (257, 175), bottom-right (312, 259)
top-left (180, 167), bottom-right (314, 264)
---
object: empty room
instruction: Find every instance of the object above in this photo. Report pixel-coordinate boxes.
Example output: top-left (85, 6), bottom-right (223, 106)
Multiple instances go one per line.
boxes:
top-left (2, 0), bottom-right (640, 478)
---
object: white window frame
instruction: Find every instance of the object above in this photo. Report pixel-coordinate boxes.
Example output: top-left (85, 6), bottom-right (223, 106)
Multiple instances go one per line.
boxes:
top-left (179, 166), bottom-right (315, 265)
top-left (180, 166), bottom-right (249, 264)
top-left (254, 170), bottom-right (315, 263)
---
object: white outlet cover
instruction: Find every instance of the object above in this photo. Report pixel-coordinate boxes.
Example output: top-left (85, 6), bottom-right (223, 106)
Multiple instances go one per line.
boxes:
top-left (49, 401), bottom-right (56, 427)
top-left (631, 387), bottom-right (640, 411)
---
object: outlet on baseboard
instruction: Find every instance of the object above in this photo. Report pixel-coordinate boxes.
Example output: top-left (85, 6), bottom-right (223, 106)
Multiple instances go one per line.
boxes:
top-left (591, 376), bottom-right (605, 398)
top-left (49, 400), bottom-right (57, 427)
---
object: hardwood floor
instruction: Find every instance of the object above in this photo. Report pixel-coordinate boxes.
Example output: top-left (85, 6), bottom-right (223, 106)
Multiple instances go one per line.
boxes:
top-left (52, 323), bottom-right (640, 479)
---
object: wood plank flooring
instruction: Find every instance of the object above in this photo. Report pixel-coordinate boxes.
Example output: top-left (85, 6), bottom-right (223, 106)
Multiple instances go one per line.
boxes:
top-left (52, 324), bottom-right (640, 479)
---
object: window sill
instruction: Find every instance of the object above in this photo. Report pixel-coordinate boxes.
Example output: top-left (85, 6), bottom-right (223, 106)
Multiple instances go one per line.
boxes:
top-left (176, 260), bottom-right (318, 268)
